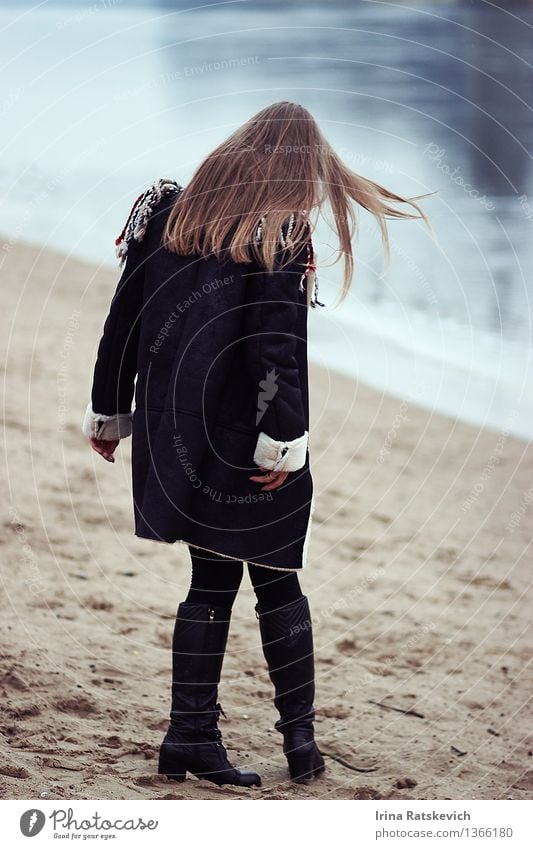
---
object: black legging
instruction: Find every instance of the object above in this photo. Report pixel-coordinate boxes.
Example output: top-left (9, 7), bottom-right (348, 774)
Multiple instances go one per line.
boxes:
top-left (185, 546), bottom-right (303, 612)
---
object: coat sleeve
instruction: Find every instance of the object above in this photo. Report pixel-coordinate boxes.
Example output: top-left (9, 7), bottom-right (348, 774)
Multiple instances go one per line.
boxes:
top-left (82, 237), bottom-right (144, 441)
top-left (244, 241), bottom-right (310, 473)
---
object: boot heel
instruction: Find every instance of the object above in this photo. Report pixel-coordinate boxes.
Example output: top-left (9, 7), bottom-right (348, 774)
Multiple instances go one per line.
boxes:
top-left (286, 743), bottom-right (325, 783)
top-left (158, 744), bottom-right (187, 782)
top-left (158, 736), bottom-right (260, 787)
top-left (313, 747), bottom-right (326, 778)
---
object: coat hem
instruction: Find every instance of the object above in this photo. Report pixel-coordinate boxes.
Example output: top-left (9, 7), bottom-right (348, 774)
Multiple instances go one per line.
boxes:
top-left (134, 532), bottom-right (303, 572)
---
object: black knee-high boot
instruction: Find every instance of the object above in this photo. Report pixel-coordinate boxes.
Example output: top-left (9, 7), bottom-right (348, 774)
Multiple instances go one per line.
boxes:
top-left (158, 602), bottom-right (261, 787)
top-left (255, 595), bottom-right (325, 783)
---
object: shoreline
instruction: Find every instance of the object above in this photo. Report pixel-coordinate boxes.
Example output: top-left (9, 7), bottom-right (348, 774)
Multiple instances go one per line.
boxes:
top-left (1, 239), bottom-right (531, 800)
top-left (3, 229), bottom-right (531, 444)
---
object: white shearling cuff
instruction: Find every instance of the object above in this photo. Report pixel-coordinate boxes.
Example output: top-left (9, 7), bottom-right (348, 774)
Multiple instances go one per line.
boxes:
top-left (253, 430), bottom-right (309, 473)
top-left (82, 402), bottom-right (133, 441)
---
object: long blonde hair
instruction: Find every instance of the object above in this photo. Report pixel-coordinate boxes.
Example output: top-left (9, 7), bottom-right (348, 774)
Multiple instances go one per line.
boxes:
top-left (162, 101), bottom-right (430, 300)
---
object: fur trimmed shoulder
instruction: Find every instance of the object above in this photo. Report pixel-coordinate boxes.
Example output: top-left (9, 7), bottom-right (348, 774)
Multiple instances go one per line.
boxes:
top-left (115, 178), bottom-right (183, 265)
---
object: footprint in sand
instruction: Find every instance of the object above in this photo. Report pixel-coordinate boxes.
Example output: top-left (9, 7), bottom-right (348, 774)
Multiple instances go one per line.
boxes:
top-left (352, 786), bottom-right (382, 799)
top-left (457, 574), bottom-right (512, 591)
top-left (146, 718), bottom-right (169, 732)
top-left (80, 510), bottom-right (130, 530)
top-left (250, 689), bottom-right (272, 699)
top-left (89, 662), bottom-right (125, 677)
top-left (54, 549), bottom-right (89, 564)
top-left (395, 776), bottom-right (418, 789)
top-left (98, 735), bottom-right (123, 749)
top-left (83, 596), bottom-right (114, 611)
top-left (318, 656), bottom-right (339, 666)
top-left (53, 696), bottom-right (98, 718)
top-left (154, 630), bottom-right (172, 648)
top-left (91, 677), bottom-right (124, 689)
top-left (0, 764), bottom-right (30, 779)
top-left (512, 771), bottom-right (533, 792)
top-left (351, 539), bottom-right (375, 553)
top-left (317, 705), bottom-right (351, 720)
top-left (370, 513), bottom-right (391, 525)
top-left (434, 545), bottom-right (460, 563)
top-left (336, 638), bottom-right (357, 655)
top-left (133, 774), bottom-right (167, 787)
top-left (33, 598), bottom-right (65, 610)
top-left (5, 702), bottom-right (41, 719)
top-left (0, 669), bottom-right (30, 691)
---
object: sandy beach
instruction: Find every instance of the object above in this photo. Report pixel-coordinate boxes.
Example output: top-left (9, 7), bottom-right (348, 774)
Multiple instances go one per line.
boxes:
top-left (1, 239), bottom-right (531, 801)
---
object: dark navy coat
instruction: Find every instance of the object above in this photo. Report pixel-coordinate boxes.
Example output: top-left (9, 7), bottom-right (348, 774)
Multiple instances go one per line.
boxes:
top-left (83, 180), bottom-right (315, 571)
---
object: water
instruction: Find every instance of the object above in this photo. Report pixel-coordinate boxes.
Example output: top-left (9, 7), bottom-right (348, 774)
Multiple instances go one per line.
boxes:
top-left (1, 0), bottom-right (532, 438)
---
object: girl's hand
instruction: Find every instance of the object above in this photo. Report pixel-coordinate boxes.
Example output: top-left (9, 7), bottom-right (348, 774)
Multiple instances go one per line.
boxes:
top-left (249, 467), bottom-right (289, 491)
top-left (89, 437), bottom-right (119, 463)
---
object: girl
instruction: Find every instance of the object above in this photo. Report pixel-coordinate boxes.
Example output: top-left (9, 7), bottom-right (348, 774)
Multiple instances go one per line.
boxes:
top-left (82, 101), bottom-right (427, 788)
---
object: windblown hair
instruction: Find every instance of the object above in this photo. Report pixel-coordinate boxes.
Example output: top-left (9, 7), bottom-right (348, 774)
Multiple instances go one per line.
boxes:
top-left (162, 101), bottom-right (430, 300)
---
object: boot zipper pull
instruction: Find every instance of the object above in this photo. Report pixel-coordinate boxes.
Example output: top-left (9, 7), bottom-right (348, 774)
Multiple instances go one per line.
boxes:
top-left (208, 607), bottom-right (215, 622)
